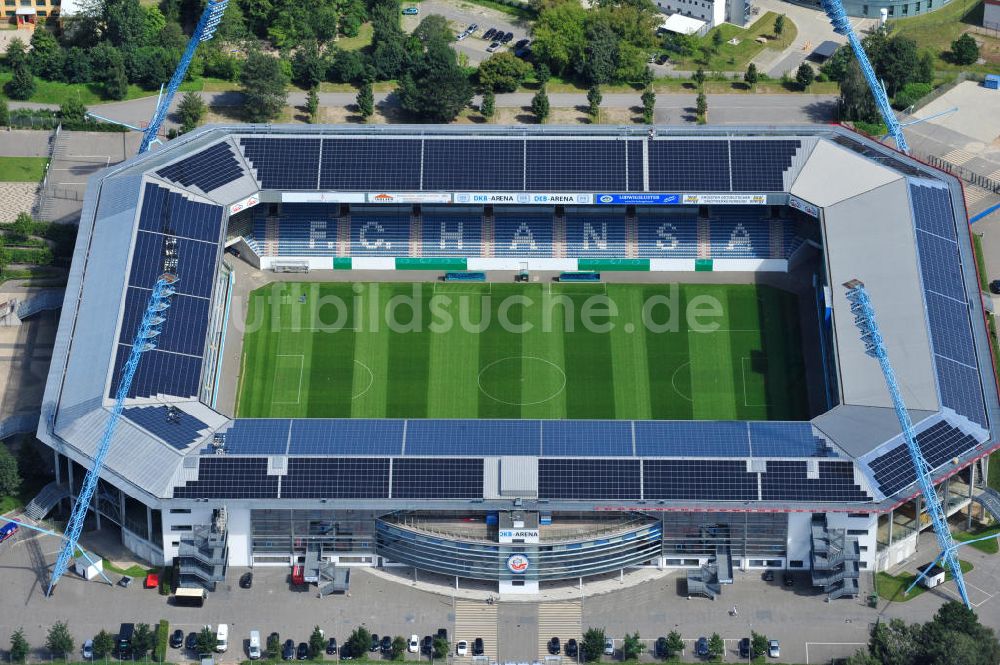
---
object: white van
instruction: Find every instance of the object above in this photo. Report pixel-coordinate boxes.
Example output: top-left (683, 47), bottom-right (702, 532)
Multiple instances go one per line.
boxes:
top-left (248, 631), bottom-right (261, 660)
top-left (215, 625), bottom-right (228, 653)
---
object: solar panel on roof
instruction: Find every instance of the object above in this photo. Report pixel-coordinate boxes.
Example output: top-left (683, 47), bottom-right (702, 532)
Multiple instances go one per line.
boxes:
top-left (283, 458), bottom-right (390, 498)
top-left (648, 140), bottom-right (730, 191)
top-left (156, 142), bottom-right (244, 193)
top-left (221, 419), bottom-right (291, 455)
top-left (320, 138), bottom-right (421, 190)
top-left (138, 183), bottom-right (225, 243)
top-left (729, 140), bottom-right (800, 191)
top-left (423, 139), bottom-right (523, 191)
top-left (748, 422), bottom-right (831, 457)
top-left (760, 460), bottom-right (869, 502)
top-left (538, 459), bottom-right (640, 499)
top-left (392, 458), bottom-right (483, 498)
top-left (124, 406), bottom-right (207, 450)
top-left (240, 138), bottom-right (320, 189)
top-left (128, 232), bottom-right (219, 298)
top-left (867, 420), bottom-right (980, 495)
top-left (626, 141), bottom-right (644, 192)
top-left (541, 420), bottom-right (632, 456)
top-left (109, 344), bottom-right (202, 399)
top-left (634, 421), bottom-right (751, 457)
top-left (118, 289), bottom-right (209, 357)
top-left (525, 140), bottom-right (628, 191)
top-left (173, 457), bottom-right (278, 499)
top-left (643, 459), bottom-right (757, 500)
top-left (288, 419), bottom-right (404, 455)
top-left (405, 420), bottom-right (542, 456)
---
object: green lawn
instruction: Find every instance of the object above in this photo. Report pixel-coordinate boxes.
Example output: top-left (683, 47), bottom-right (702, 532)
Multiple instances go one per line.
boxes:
top-left (953, 526), bottom-right (1000, 554)
top-left (876, 559), bottom-right (974, 602)
top-left (891, 0), bottom-right (1000, 74)
top-left (0, 73), bottom-right (205, 105)
top-left (668, 11), bottom-right (798, 72)
top-left (0, 157), bottom-right (47, 182)
top-left (336, 22), bottom-right (374, 52)
top-left (237, 282), bottom-right (809, 421)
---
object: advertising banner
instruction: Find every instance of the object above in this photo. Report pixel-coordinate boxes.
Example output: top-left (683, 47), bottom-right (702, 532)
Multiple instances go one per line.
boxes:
top-left (454, 193), bottom-right (593, 205)
top-left (282, 192), bottom-right (366, 203)
top-left (594, 193), bottom-right (680, 205)
top-left (788, 195), bottom-right (820, 218)
top-left (681, 194), bottom-right (767, 205)
top-left (367, 192), bottom-right (453, 204)
top-left (228, 193), bottom-right (261, 215)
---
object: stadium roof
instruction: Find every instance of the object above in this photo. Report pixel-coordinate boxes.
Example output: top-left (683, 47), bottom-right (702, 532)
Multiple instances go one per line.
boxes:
top-left (38, 125), bottom-right (1000, 511)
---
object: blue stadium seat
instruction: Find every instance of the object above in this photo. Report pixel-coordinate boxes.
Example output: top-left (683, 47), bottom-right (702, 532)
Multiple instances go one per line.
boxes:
top-left (275, 204), bottom-right (338, 256)
top-left (493, 208), bottom-right (554, 257)
top-left (564, 209), bottom-right (627, 257)
top-left (708, 207), bottom-right (769, 259)
top-left (421, 207), bottom-right (483, 257)
top-left (636, 208), bottom-right (698, 258)
top-left (350, 206), bottom-right (411, 257)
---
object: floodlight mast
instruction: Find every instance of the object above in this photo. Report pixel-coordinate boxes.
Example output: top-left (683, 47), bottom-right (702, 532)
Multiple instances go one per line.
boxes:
top-left (819, 0), bottom-right (910, 154)
top-left (843, 280), bottom-right (969, 607)
top-left (46, 273), bottom-right (179, 595)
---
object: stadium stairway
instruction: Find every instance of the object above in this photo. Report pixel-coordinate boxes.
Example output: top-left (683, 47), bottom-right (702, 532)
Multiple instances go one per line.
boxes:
top-left (337, 212), bottom-right (351, 257)
top-left (265, 215), bottom-right (280, 256)
top-left (553, 208), bottom-right (567, 259)
top-left (536, 601), bottom-right (582, 661)
top-left (24, 481), bottom-right (70, 520)
top-left (410, 208), bottom-right (422, 257)
top-left (972, 488), bottom-right (1000, 523)
top-left (697, 217), bottom-right (711, 259)
top-left (481, 208), bottom-right (494, 258)
top-left (769, 219), bottom-right (785, 259)
top-left (625, 208), bottom-right (639, 258)
top-left (454, 599), bottom-right (498, 662)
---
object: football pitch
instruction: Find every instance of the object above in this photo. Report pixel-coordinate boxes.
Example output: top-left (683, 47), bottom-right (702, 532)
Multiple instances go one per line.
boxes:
top-left (236, 282), bottom-right (809, 421)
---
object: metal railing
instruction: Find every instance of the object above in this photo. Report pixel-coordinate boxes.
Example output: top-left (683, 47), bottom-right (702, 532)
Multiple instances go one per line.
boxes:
top-left (925, 155), bottom-right (1000, 194)
top-left (16, 290), bottom-right (64, 319)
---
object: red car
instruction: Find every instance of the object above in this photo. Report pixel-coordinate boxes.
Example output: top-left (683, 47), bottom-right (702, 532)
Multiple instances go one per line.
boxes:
top-left (144, 573), bottom-right (159, 589)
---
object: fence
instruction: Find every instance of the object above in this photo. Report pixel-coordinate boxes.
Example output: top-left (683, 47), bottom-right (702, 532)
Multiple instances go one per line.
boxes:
top-left (16, 290), bottom-right (65, 319)
top-left (925, 155), bottom-right (1000, 194)
top-left (0, 412), bottom-right (40, 440)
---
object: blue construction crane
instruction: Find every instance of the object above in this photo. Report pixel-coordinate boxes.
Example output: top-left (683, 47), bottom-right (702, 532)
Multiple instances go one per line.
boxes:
top-left (843, 280), bottom-right (969, 607)
top-left (46, 271), bottom-right (179, 595)
top-left (136, 0), bottom-right (229, 154)
top-left (819, 0), bottom-right (909, 153)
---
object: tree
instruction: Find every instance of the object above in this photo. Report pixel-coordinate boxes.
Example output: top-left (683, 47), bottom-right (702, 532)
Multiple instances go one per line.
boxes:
top-left (531, 86), bottom-right (550, 124)
top-left (868, 619), bottom-right (919, 665)
top-left (413, 14), bottom-right (453, 44)
top-left (195, 626), bottom-right (217, 656)
top-left (707, 633), bottom-right (724, 661)
top-left (621, 633), bottom-right (643, 661)
top-left (240, 50), bottom-right (289, 123)
top-left (266, 632), bottom-right (280, 660)
top-left (664, 631), bottom-right (684, 659)
top-left (432, 636), bottom-right (449, 659)
top-left (587, 84), bottom-right (602, 117)
top-left (480, 89), bottom-right (495, 119)
top-left (47, 621), bottom-right (74, 660)
top-left (692, 67), bottom-right (705, 87)
top-left (390, 636), bottom-right (406, 661)
top-left (104, 0), bottom-right (147, 48)
top-left (750, 631), bottom-right (768, 659)
top-left (132, 623), bottom-right (154, 659)
top-left (951, 33), bottom-right (979, 65)
top-left (581, 628), bottom-right (606, 663)
top-left (696, 91), bottom-right (707, 120)
top-left (711, 29), bottom-right (724, 53)
top-left (397, 40), bottom-right (474, 122)
top-left (795, 62), bottom-right (815, 90)
top-left (0, 97), bottom-right (8, 127)
top-left (92, 630), bottom-right (115, 659)
top-left (478, 52), bottom-right (533, 93)
top-left (774, 13), bottom-right (785, 37)
top-left (641, 87), bottom-right (655, 124)
top-left (10, 628), bottom-right (29, 663)
top-left (838, 59), bottom-right (879, 124)
top-left (308, 626), bottom-right (325, 659)
top-left (306, 87), bottom-right (320, 123)
top-left (345, 627), bottom-right (371, 661)
top-left (0, 445), bottom-right (21, 497)
top-left (177, 91), bottom-right (206, 133)
top-left (142, 5), bottom-right (166, 44)
top-left (327, 49), bottom-right (366, 84)
top-left (5, 40), bottom-right (36, 101)
top-left (30, 29), bottom-right (65, 81)
top-left (59, 96), bottom-right (88, 124)
top-left (6, 37), bottom-right (27, 69)
top-left (744, 62), bottom-right (759, 90)
top-left (91, 43), bottom-right (129, 101)
top-left (356, 81), bottom-right (374, 120)
top-left (535, 62), bottom-right (551, 86)
top-left (292, 40), bottom-right (326, 89)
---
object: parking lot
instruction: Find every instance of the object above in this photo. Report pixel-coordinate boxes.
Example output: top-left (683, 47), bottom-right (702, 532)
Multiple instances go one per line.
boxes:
top-left (2, 525), bottom-right (1000, 664)
top-left (401, 0), bottom-right (531, 65)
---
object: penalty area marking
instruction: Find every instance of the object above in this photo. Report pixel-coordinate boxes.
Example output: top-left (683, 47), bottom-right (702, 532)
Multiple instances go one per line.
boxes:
top-left (670, 361), bottom-right (693, 402)
top-left (352, 359), bottom-right (375, 401)
top-left (741, 356), bottom-right (771, 408)
top-left (477, 355), bottom-right (567, 406)
top-left (273, 354), bottom-right (305, 404)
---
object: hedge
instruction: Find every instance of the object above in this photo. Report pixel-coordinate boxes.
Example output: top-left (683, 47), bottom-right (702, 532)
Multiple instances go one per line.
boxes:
top-left (155, 620), bottom-right (169, 663)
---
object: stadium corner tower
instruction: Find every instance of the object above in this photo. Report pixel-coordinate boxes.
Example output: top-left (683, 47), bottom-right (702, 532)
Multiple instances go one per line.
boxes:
top-left (39, 125), bottom-right (1000, 598)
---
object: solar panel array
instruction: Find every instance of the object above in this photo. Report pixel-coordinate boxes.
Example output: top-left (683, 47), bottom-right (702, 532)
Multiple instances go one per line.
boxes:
top-left (283, 458), bottom-right (390, 498)
top-left (866, 420), bottom-right (980, 496)
top-left (538, 459), bottom-right (642, 499)
top-left (123, 406), bottom-right (208, 450)
top-left (231, 136), bottom-right (798, 193)
top-left (759, 461), bottom-right (869, 502)
top-left (110, 186), bottom-right (224, 399)
top-left (910, 184), bottom-right (987, 427)
top-left (643, 460), bottom-right (758, 500)
top-left (392, 458), bottom-right (484, 498)
top-left (174, 457), bottom-right (278, 499)
top-left (155, 142), bottom-right (244, 193)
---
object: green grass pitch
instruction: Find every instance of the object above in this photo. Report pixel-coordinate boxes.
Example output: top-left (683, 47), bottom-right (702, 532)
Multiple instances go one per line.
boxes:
top-left (236, 282), bottom-right (809, 421)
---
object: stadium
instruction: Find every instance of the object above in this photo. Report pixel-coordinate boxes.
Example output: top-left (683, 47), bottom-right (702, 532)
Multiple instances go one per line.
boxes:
top-left (37, 124), bottom-right (1000, 598)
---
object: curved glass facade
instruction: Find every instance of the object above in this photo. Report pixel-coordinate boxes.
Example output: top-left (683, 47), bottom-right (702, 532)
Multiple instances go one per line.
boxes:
top-left (375, 519), bottom-right (663, 582)
top-left (790, 0), bottom-right (946, 18)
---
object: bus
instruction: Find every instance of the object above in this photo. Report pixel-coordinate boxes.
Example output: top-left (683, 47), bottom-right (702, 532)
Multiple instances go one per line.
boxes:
top-left (174, 587), bottom-right (207, 607)
top-left (0, 522), bottom-right (18, 546)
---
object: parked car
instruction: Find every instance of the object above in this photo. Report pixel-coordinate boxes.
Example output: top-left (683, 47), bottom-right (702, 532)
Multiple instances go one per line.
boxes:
top-left (472, 638), bottom-right (484, 656)
top-left (248, 631), bottom-right (262, 660)
top-left (437, 628), bottom-right (448, 641)
top-left (370, 634), bottom-right (380, 652)
top-left (514, 38), bottom-right (530, 49)
top-left (501, 31), bottom-right (514, 43)
top-left (83, 640), bottom-right (94, 660)
top-left (340, 644), bottom-right (354, 660)
top-left (654, 637), bottom-right (668, 658)
top-left (408, 636), bottom-right (419, 654)
top-left (326, 638), bottom-right (338, 655)
top-left (239, 572), bottom-right (253, 588)
top-left (763, 569), bottom-right (775, 582)
top-left (656, 53), bottom-right (669, 64)
top-left (483, 28), bottom-right (497, 40)
top-left (185, 633), bottom-right (198, 651)
top-left (169, 630), bottom-right (184, 649)
top-left (402, 5), bottom-right (419, 13)
top-left (991, 280), bottom-right (1000, 295)
top-left (565, 639), bottom-right (578, 659)
top-left (296, 643), bottom-right (309, 660)
top-left (282, 640), bottom-right (296, 661)
top-left (548, 637), bottom-right (560, 655)
top-left (486, 42), bottom-right (501, 52)
top-left (422, 636), bottom-right (433, 654)
top-left (456, 641), bottom-right (468, 657)
top-left (783, 571), bottom-right (795, 587)
top-left (768, 640), bottom-right (780, 658)
top-left (695, 637), bottom-right (709, 657)
top-left (468, 23), bottom-right (478, 32)
top-left (118, 576), bottom-right (132, 588)
top-left (739, 638), bottom-right (751, 658)
top-left (604, 639), bottom-right (614, 656)
top-left (381, 636), bottom-right (392, 653)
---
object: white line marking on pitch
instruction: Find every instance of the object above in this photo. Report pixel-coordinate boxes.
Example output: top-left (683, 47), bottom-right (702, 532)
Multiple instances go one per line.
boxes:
top-left (274, 353), bottom-right (304, 404)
